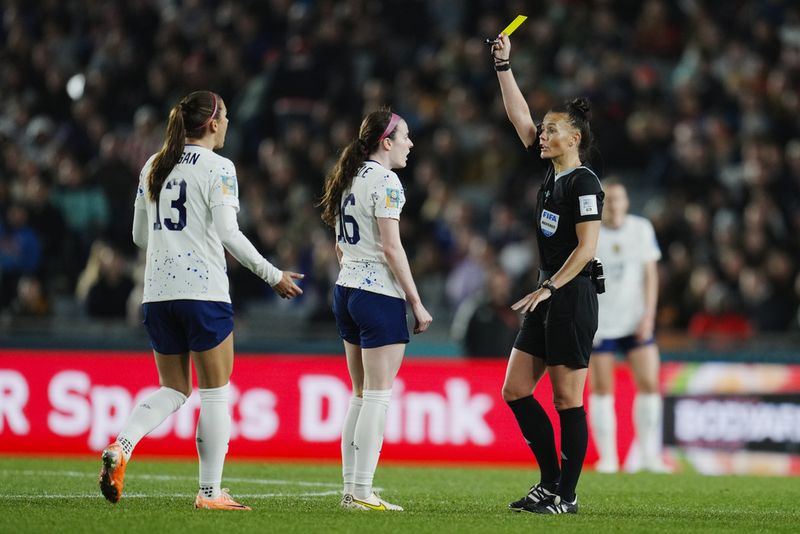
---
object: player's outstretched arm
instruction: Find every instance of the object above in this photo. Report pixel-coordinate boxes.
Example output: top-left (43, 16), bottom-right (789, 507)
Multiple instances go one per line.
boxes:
top-left (271, 271), bottom-right (304, 299)
top-left (211, 204), bottom-right (303, 299)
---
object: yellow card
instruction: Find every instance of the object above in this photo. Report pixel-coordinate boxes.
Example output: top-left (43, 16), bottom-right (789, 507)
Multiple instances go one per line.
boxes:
top-left (502, 15), bottom-right (528, 36)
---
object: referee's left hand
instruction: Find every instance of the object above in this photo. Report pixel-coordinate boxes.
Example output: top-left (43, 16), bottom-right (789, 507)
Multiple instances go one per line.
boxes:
top-left (511, 287), bottom-right (551, 314)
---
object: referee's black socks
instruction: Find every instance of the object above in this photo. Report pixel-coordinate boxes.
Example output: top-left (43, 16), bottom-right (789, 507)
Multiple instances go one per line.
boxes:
top-left (506, 396), bottom-right (561, 486)
top-left (556, 406), bottom-right (588, 502)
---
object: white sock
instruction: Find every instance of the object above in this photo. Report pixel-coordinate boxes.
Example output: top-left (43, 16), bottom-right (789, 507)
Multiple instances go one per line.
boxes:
top-left (589, 394), bottom-right (618, 467)
top-left (197, 383), bottom-right (231, 499)
top-left (353, 389), bottom-right (391, 500)
top-left (117, 387), bottom-right (187, 461)
top-left (634, 393), bottom-right (663, 466)
top-left (341, 396), bottom-right (363, 495)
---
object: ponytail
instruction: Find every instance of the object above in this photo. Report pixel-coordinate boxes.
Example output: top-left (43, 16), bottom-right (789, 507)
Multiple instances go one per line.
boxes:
top-left (146, 90), bottom-right (221, 202)
top-left (319, 139), bottom-right (370, 227)
top-left (147, 104), bottom-right (186, 202)
top-left (318, 108), bottom-right (396, 227)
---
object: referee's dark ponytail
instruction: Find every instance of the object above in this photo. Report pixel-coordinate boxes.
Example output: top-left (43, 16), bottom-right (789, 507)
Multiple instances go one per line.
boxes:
top-left (147, 90), bottom-right (221, 202)
top-left (553, 97), bottom-right (595, 163)
top-left (318, 107), bottom-right (395, 227)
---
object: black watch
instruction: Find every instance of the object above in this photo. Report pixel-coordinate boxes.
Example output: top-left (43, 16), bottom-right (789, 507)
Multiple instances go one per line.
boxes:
top-left (541, 279), bottom-right (557, 295)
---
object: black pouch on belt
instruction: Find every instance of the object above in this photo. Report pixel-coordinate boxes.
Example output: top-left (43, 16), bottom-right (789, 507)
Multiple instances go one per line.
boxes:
top-left (591, 258), bottom-right (605, 294)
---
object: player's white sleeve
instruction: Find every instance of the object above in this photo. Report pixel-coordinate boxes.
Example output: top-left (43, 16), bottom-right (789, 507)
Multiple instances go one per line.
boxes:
top-left (132, 167), bottom-right (150, 249)
top-left (641, 219), bottom-right (662, 262)
top-left (133, 187), bottom-right (148, 249)
top-left (132, 206), bottom-right (148, 249)
top-left (371, 171), bottom-right (405, 219)
top-left (211, 204), bottom-right (282, 286)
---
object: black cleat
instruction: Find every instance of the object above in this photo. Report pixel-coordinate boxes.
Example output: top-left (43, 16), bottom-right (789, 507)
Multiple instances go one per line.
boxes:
top-left (522, 494), bottom-right (578, 514)
top-left (508, 483), bottom-right (556, 511)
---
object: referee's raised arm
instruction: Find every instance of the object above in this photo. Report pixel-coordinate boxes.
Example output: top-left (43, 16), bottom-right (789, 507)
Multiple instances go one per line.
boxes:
top-left (492, 33), bottom-right (537, 148)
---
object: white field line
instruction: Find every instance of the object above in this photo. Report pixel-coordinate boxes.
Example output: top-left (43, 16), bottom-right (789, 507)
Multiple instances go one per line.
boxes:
top-left (0, 468), bottom-right (349, 499)
top-left (2, 491), bottom-right (342, 499)
top-left (0, 469), bottom-right (340, 487)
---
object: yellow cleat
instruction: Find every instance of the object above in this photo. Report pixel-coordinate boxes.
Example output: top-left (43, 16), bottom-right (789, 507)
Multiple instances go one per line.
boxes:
top-left (194, 489), bottom-right (252, 511)
top-left (98, 442), bottom-right (127, 504)
top-left (341, 492), bottom-right (403, 511)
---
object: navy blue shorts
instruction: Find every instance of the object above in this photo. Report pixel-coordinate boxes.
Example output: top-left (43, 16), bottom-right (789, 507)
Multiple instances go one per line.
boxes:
top-left (594, 334), bottom-right (655, 354)
top-left (142, 300), bottom-right (234, 354)
top-left (332, 285), bottom-right (409, 348)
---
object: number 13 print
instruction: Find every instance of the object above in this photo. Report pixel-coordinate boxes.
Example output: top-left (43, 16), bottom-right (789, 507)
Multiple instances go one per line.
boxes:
top-left (153, 179), bottom-right (187, 231)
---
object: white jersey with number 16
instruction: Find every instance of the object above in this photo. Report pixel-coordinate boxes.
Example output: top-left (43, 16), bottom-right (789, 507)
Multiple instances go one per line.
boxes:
top-left (135, 144), bottom-right (239, 303)
top-left (335, 160), bottom-right (406, 300)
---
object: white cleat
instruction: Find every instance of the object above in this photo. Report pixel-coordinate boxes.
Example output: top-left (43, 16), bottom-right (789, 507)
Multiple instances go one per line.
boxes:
top-left (595, 458), bottom-right (619, 474)
top-left (642, 459), bottom-right (674, 474)
top-left (341, 492), bottom-right (403, 511)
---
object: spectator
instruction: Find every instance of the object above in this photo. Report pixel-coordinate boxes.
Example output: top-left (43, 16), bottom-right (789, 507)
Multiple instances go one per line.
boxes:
top-left (87, 133), bottom-right (138, 254)
top-left (451, 267), bottom-right (519, 357)
top-left (77, 242), bottom-right (135, 319)
top-left (21, 174), bottom-right (65, 287)
top-left (10, 276), bottom-right (50, 317)
top-left (0, 0), bottom-right (796, 345)
top-left (688, 285), bottom-right (753, 342)
top-left (0, 204), bottom-right (42, 308)
top-left (51, 153), bottom-right (110, 281)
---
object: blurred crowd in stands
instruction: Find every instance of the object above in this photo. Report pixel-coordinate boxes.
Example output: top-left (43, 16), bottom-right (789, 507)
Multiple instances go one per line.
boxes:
top-left (1, 0), bottom-right (799, 354)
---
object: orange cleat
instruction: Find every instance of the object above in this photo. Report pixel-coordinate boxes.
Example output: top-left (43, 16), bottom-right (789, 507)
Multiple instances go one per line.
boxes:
top-left (98, 442), bottom-right (127, 503)
top-left (194, 489), bottom-right (252, 511)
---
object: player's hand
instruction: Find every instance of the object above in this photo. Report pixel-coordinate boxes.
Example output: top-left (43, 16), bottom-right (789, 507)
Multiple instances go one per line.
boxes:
top-left (492, 33), bottom-right (511, 62)
top-left (511, 287), bottom-right (551, 314)
top-left (411, 302), bottom-right (433, 334)
top-left (272, 271), bottom-right (304, 299)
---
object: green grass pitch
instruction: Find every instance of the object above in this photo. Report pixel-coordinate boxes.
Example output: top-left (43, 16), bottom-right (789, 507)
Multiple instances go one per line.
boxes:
top-left (1, 456), bottom-right (798, 533)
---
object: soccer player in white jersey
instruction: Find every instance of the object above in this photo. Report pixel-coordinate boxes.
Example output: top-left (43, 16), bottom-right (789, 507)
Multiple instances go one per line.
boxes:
top-left (589, 179), bottom-right (670, 473)
top-left (318, 108), bottom-right (433, 511)
top-left (98, 90), bottom-right (303, 510)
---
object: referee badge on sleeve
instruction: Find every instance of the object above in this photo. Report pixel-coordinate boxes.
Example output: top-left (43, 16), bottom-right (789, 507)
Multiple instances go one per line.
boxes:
top-left (579, 194), bottom-right (598, 216)
top-left (385, 188), bottom-right (401, 208)
top-left (540, 209), bottom-right (559, 237)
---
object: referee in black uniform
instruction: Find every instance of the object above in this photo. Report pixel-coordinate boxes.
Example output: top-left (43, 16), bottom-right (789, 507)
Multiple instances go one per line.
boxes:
top-left (492, 32), bottom-right (604, 515)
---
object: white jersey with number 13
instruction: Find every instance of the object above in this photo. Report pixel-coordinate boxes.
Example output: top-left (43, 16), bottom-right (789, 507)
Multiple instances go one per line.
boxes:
top-left (135, 144), bottom-right (239, 303)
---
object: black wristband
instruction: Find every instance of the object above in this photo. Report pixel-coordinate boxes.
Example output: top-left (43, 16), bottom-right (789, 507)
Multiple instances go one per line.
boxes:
top-left (541, 279), bottom-right (557, 295)
top-left (494, 62), bottom-right (510, 72)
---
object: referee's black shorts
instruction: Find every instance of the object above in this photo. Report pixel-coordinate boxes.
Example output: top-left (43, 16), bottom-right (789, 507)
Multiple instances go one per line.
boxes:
top-left (513, 276), bottom-right (598, 368)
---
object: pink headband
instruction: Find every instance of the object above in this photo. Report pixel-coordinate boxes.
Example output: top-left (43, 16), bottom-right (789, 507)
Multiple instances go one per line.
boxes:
top-left (199, 93), bottom-right (218, 129)
top-left (378, 113), bottom-right (402, 142)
